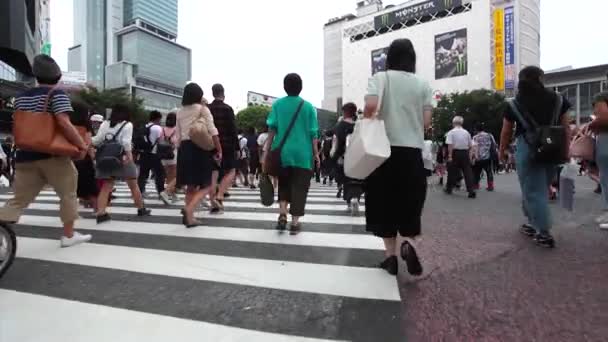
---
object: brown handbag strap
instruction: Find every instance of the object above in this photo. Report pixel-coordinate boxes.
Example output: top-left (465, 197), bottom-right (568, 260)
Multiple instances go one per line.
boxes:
top-left (42, 85), bottom-right (60, 114)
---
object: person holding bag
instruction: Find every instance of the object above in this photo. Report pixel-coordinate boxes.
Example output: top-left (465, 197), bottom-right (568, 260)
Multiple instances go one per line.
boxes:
top-left (160, 112), bottom-right (179, 202)
top-left (499, 66), bottom-right (572, 248)
top-left (263, 73), bottom-right (319, 235)
top-left (175, 83), bottom-right (222, 228)
top-left (0, 55), bottom-right (91, 247)
top-left (93, 104), bottom-right (150, 224)
top-left (362, 39), bottom-right (433, 276)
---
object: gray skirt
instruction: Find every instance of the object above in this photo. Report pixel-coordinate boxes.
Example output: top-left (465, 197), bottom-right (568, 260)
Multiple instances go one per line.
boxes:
top-left (96, 160), bottom-right (138, 180)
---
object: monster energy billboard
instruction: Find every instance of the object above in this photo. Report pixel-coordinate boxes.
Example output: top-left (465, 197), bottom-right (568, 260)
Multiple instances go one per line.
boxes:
top-left (374, 0), bottom-right (463, 30)
top-left (435, 28), bottom-right (468, 80)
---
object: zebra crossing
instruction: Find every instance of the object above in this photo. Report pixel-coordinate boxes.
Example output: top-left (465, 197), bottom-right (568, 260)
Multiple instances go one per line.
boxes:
top-left (0, 184), bottom-right (402, 342)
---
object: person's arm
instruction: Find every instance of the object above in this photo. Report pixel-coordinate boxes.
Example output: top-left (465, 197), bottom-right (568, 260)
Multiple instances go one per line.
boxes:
top-left (91, 121), bottom-right (107, 146)
top-left (445, 131), bottom-right (453, 162)
top-left (363, 74), bottom-right (379, 119)
top-left (56, 113), bottom-right (87, 155)
top-left (204, 107), bottom-right (222, 159)
top-left (121, 122), bottom-right (135, 163)
top-left (423, 84), bottom-right (433, 131)
top-left (310, 107), bottom-right (320, 166)
top-left (499, 118), bottom-right (514, 162)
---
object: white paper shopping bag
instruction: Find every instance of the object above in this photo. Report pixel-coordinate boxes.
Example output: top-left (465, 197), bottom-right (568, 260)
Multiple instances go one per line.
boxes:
top-left (344, 118), bottom-right (391, 180)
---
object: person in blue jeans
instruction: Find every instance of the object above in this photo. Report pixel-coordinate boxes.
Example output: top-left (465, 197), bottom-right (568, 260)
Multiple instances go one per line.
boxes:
top-left (588, 92), bottom-right (608, 229)
top-left (499, 66), bottom-right (571, 248)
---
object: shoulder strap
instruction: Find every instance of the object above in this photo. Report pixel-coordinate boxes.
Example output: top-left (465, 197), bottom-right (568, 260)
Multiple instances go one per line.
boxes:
top-left (552, 92), bottom-right (564, 126)
top-left (42, 85), bottom-right (60, 113)
top-left (108, 122), bottom-right (128, 142)
top-left (508, 99), bottom-right (537, 132)
top-left (277, 100), bottom-right (305, 150)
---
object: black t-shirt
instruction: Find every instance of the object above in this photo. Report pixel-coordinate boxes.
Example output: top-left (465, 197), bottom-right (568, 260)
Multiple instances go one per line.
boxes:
top-left (504, 89), bottom-right (572, 137)
top-left (333, 120), bottom-right (355, 159)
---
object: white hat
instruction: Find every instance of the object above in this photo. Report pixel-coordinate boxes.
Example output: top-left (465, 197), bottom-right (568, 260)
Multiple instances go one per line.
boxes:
top-left (90, 114), bottom-right (104, 122)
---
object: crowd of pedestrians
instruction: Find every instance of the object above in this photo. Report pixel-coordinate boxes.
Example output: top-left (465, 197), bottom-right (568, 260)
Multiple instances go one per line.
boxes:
top-left (1, 46), bottom-right (607, 281)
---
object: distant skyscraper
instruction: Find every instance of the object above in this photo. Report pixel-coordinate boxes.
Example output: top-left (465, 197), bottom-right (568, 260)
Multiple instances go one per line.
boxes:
top-left (123, 0), bottom-right (177, 40)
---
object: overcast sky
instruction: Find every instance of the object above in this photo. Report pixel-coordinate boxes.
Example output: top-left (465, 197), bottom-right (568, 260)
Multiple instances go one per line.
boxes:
top-left (50, 0), bottom-right (608, 110)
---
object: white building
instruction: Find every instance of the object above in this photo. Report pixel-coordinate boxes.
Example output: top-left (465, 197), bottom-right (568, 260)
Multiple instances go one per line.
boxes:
top-left (322, 0), bottom-right (541, 111)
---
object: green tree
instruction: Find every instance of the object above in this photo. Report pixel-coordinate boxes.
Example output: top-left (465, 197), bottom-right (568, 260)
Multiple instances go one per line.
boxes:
top-left (236, 105), bottom-right (271, 132)
top-left (72, 86), bottom-right (148, 127)
top-left (432, 89), bottom-right (507, 143)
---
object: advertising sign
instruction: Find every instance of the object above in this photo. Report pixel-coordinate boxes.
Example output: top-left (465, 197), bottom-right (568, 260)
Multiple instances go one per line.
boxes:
top-left (434, 28), bottom-right (468, 80)
top-left (374, 0), bottom-right (463, 30)
top-left (494, 8), bottom-right (505, 91)
top-left (504, 7), bottom-right (516, 89)
top-left (371, 47), bottom-right (389, 75)
top-left (247, 91), bottom-right (277, 107)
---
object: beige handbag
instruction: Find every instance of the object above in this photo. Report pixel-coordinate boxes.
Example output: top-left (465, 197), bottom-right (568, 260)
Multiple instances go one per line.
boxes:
top-left (570, 125), bottom-right (595, 161)
top-left (188, 105), bottom-right (215, 151)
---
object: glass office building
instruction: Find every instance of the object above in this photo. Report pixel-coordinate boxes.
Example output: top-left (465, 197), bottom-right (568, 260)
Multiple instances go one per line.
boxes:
top-left (124, 0), bottom-right (178, 39)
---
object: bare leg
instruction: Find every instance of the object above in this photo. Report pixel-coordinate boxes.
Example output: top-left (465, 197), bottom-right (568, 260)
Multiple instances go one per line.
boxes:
top-left (382, 237), bottom-right (397, 258)
top-left (209, 171), bottom-right (219, 201)
top-left (63, 221), bottom-right (75, 238)
top-left (165, 165), bottom-right (177, 194)
top-left (96, 180), bottom-right (114, 215)
top-left (185, 185), bottom-right (210, 224)
top-left (217, 169), bottom-right (235, 200)
top-left (126, 179), bottom-right (144, 209)
top-left (279, 201), bottom-right (288, 216)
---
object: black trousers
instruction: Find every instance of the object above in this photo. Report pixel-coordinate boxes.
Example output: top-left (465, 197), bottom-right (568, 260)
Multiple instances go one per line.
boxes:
top-left (447, 150), bottom-right (475, 193)
top-left (278, 167), bottom-right (312, 217)
top-left (474, 159), bottom-right (494, 186)
top-left (138, 152), bottom-right (165, 194)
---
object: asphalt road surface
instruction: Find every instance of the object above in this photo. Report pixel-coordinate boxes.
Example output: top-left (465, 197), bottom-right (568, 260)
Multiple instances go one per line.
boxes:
top-left (1, 173), bottom-right (607, 341)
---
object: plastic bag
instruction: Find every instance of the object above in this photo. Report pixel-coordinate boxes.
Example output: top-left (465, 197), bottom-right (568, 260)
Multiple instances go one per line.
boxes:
top-left (344, 118), bottom-right (391, 179)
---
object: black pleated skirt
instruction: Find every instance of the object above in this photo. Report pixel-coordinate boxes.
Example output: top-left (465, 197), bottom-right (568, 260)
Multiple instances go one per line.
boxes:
top-left (176, 140), bottom-right (214, 188)
top-left (365, 146), bottom-right (427, 238)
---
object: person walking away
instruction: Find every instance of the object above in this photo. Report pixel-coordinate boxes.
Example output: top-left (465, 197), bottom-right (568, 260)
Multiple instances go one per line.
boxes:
top-left (499, 66), bottom-right (571, 248)
top-left (257, 125), bottom-right (278, 189)
top-left (137, 111), bottom-right (170, 204)
top-left (445, 116), bottom-right (477, 198)
top-left (245, 126), bottom-right (259, 189)
top-left (321, 131), bottom-right (335, 187)
top-left (161, 112), bottom-right (179, 202)
top-left (264, 73), bottom-right (319, 235)
top-left (435, 140), bottom-right (448, 186)
top-left (176, 82), bottom-right (222, 227)
top-left (363, 39), bottom-right (432, 276)
top-left (94, 104), bottom-right (151, 224)
top-left (588, 92), bottom-right (608, 229)
top-left (235, 130), bottom-right (249, 187)
top-left (332, 103), bottom-right (363, 214)
top-left (71, 99), bottom-right (99, 211)
top-left (0, 55), bottom-right (91, 247)
top-left (472, 123), bottom-right (497, 191)
top-left (207, 84), bottom-right (238, 214)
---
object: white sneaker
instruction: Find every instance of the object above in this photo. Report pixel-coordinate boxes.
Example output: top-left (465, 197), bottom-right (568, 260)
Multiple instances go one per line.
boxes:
top-left (60, 232), bottom-right (92, 248)
top-left (159, 191), bottom-right (171, 205)
top-left (595, 212), bottom-right (608, 224)
top-left (600, 223), bottom-right (608, 231)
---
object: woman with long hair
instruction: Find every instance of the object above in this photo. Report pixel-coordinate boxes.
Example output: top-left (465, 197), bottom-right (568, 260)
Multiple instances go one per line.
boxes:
top-left (175, 83), bottom-right (222, 227)
top-left (161, 112), bottom-right (179, 202)
top-left (499, 66), bottom-right (571, 248)
top-left (363, 39), bottom-right (433, 276)
top-left (70, 99), bottom-right (99, 211)
top-left (93, 104), bottom-right (150, 224)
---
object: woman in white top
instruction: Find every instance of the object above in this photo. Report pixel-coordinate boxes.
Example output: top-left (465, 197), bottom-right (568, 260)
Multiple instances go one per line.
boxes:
top-left (93, 104), bottom-right (150, 224)
top-left (363, 39), bottom-right (433, 276)
top-left (175, 83), bottom-right (222, 228)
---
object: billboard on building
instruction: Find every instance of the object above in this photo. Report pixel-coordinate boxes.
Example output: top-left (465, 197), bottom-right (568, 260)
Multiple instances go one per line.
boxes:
top-left (371, 47), bottom-right (389, 75)
top-left (374, 0), bottom-right (463, 30)
top-left (493, 8), bottom-right (505, 91)
top-left (247, 91), bottom-right (278, 107)
top-left (504, 6), bottom-right (516, 89)
top-left (434, 28), bottom-right (468, 80)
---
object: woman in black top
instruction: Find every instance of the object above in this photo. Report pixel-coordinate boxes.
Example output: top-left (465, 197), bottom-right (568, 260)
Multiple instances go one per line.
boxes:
top-left (332, 103), bottom-right (362, 214)
top-left (70, 99), bottom-right (99, 211)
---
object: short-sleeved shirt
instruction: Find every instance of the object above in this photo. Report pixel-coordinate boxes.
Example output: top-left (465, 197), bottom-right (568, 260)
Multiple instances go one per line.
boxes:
top-left (504, 91), bottom-right (572, 137)
top-left (473, 131), bottom-right (496, 160)
top-left (367, 70), bottom-right (432, 149)
top-left (266, 96), bottom-right (319, 170)
top-left (446, 127), bottom-right (472, 150)
top-left (208, 100), bottom-right (238, 154)
top-left (14, 87), bottom-right (74, 163)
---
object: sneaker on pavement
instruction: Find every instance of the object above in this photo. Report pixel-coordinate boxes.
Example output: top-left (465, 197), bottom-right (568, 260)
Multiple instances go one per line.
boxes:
top-left (400, 240), bottom-right (423, 276)
top-left (60, 232), bottom-right (92, 248)
top-left (534, 233), bottom-right (556, 248)
top-left (600, 223), bottom-right (608, 230)
top-left (137, 208), bottom-right (152, 217)
top-left (379, 256), bottom-right (398, 276)
top-left (595, 212), bottom-right (608, 224)
top-left (159, 191), bottom-right (171, 205)
top-left (520, 224), bottom-right (537, 237)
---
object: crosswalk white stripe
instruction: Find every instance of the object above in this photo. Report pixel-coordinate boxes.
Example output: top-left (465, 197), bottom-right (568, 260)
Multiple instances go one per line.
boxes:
top-left (17, 237), bottom-right (399, 301)
top-left (115, 185), bottom-right (341, 194)
top-left (18, 215), bottom-right (382, 250)
top-left (0, 195), bottom-right (364, 211)
top-left (0, 289), bottom-right (344, 342)
top-left (13, 202), bottom-right (365, 225)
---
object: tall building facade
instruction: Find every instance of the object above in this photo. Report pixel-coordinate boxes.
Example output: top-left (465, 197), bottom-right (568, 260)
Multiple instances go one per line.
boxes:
top-left (68, 0), bottom-right (190, 112)
top-left (322, 0), bottom-right (541, 111)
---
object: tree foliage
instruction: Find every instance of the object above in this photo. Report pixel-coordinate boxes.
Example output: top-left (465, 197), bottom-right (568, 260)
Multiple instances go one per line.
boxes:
top-left (432, 89), bottom-right (507, 143)
top-left (236, 105), bottom-right (271, 132)
top-left (71, 86), bottom-right (148, 127)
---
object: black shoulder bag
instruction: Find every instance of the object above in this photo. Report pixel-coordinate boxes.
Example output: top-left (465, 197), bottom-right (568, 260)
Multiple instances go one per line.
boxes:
top-left (96, 122), bottom-right (128, 172)
top-left (264, 100), bottom-right (305, 177)
top-left (507, 93), bottom-right (566, 164)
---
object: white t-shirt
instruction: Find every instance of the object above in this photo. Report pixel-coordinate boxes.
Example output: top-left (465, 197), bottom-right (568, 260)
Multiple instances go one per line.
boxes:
top-left (92, 120), bottom-right (134, 151)
top-left (257, 132), bottom-right (269, 152)
top-left (146, 123), bottom-right (163, 154)
top-left (446, 126), bottom-right (472, 150)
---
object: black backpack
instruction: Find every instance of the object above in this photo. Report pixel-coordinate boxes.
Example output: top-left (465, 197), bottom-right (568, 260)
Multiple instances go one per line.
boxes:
top-left (96, 122), bottom-right (128, 172)
top-left (157, 128), bottom-right (175, 160)
top-left (507, 93), bottom-right (566, 164)
top-left (133, 124), bottom-right (158, 153)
